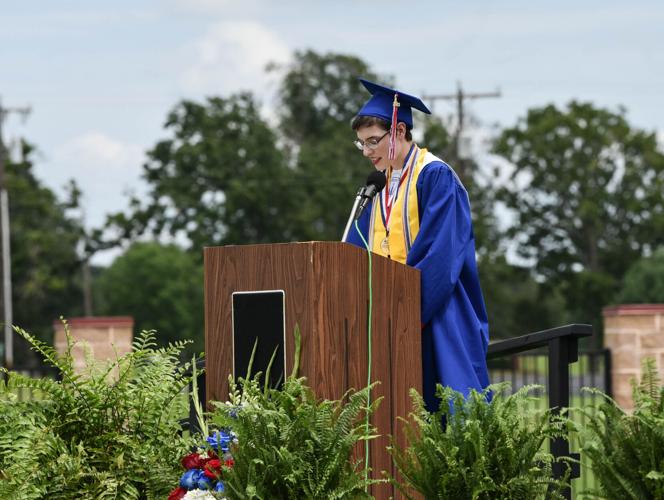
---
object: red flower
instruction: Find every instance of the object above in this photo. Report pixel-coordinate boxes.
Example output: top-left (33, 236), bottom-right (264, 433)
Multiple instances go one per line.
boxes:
top-left (181, 450), bottom-right (220, 469)
top-left (181, 452), bottom-right (205, 469)
top-left (225, 457), bottom-right (235, 468)
top-left (203, 458), bottom-right (222, 479)
top-left (168, 486), bottom-right (187, 500)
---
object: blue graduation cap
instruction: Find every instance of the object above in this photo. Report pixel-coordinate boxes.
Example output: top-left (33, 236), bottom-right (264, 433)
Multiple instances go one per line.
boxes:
top-left (356, 78), bottom-right (431, 128)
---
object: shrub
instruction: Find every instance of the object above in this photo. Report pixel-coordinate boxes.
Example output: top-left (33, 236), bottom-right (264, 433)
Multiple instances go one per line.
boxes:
top-left (615, 247), bottom-right (664, 304)
top-left (0, 323), bottom-right (196, 499)
top-left (389, 383), bottom-right (570, 499)
top-left (576, 358), bottom-right (664, 499)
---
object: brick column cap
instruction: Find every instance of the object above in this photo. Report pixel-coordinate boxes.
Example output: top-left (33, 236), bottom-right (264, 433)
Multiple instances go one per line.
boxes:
top-left (603, 304), bottom-right (664, 316)
top-left (53, 316), bottom-right (134, 329)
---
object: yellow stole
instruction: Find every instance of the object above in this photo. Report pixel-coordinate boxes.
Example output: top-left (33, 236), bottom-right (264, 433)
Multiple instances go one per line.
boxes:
top-left (369, 146), bottom-right (429, 264)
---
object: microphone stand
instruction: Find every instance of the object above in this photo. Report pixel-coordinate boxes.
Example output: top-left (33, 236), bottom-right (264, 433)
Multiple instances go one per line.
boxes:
top-left (341, 187), bottom-right (365, 242)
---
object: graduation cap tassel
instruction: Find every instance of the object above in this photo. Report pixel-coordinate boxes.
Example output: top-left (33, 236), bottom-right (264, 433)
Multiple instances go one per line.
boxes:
top-left (388, 93), bottom-right (399, 161)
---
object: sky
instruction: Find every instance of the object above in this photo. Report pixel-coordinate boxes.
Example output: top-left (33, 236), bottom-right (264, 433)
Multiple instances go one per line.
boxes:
top-left (1, 0), bottom-right (663, 264)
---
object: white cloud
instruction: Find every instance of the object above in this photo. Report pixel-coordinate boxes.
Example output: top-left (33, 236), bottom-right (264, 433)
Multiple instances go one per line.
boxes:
top-left (56, 132), bottom-right (143, 169)
top-left (172, 0), bottom-right (246, 13)
top-left (179, 20), bottom-right (292, 96)
top-left (46, 132), bottom-right (147, 229)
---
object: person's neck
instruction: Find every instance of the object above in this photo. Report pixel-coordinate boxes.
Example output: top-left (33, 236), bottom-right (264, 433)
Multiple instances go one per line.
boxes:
top-left (389, 141), bottom-right (414, 171)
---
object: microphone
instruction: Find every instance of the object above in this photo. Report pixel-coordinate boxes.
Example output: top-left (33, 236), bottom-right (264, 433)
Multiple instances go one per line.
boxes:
top-left (355, 170), bottom-right (387, 220)
top-left (341, 171), bottom-right (387, 242)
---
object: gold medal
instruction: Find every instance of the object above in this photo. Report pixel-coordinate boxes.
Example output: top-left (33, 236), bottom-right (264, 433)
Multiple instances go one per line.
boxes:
top-left (380, 237), bottom-right (390, 254)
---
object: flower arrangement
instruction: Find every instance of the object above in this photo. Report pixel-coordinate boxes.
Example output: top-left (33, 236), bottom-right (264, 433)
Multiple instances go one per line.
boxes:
top-left (168, 430), bottom-right (236, 500)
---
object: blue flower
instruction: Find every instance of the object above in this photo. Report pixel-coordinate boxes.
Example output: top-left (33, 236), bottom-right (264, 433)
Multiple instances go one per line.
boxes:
top-left (180, 469), bottom-right (205, 490)
top-left (215, 481), bottom-right (226, 492)
top-left (206, 430), bottom-right (232, 452)
top-left (197, 474), bottom-right (213, 490)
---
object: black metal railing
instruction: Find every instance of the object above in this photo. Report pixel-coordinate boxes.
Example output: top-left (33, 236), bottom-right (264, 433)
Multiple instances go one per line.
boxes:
top-left (487, 323), bottom-right (593, 500)
top-left (488, 349), bottom-right (611, 398)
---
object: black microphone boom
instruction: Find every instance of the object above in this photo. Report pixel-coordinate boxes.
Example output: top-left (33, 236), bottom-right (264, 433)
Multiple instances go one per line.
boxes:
top-left (355, 170), bottom-right (387, 220)
top-left (341, 171), bottom-right (387, 242)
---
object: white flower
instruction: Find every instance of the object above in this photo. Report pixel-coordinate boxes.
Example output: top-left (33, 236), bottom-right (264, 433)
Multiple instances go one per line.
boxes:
top-left (182, 489), bottom-right (217, 500)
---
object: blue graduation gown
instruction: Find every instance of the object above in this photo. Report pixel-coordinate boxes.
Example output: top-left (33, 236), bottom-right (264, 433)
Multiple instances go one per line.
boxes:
top-left (346, 160), bottom-right (490, 411)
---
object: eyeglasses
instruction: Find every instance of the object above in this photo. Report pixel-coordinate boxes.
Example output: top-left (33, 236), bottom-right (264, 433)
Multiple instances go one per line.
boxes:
top-left (353, 131), bottom-right (389, 151)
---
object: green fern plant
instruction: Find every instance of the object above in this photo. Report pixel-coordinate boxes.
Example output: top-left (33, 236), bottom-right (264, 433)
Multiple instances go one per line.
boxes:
top-left (389, 383), bottom-right (570, 499)
top-left (0, 322), bottom-right (197, 499)
top-left (575, 357), bottom-right (664, 499)
top-left (208, 330), bottom-right (379, 499)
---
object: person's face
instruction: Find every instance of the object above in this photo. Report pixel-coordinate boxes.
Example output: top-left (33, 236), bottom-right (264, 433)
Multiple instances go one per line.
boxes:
top-left (355, 123), bottom-right (406, 171)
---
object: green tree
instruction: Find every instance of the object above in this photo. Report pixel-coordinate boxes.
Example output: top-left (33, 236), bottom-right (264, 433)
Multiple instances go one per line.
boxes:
top-left (275, 50), bottom-right (380, 144)
top-left (103, 50), bottom-right (387, 246)
top-left (274, 50), bottom-right (383, 240)
top-left (94, 242), bottom-right (204, 353)
top-left (494, 102), bottom-right (664, 330)
top-left (5, 141), bottom-right (84, 357)
top-left (106, 93), bottom-right (298, 252)
top-left (479, 257), bottom-right (567, 340)
top-left (615, 246), bottom-right (664, 304)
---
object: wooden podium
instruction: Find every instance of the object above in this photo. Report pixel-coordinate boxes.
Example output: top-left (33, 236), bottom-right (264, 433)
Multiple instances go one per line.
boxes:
top-left (204, 241), bottom-right (422, 499)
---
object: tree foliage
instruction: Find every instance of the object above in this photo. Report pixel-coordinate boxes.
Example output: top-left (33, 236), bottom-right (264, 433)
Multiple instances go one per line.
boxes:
top-left (275, 50), bottom-right (379, 144)
top-left (478, 257), bottom-right (567, 339)
top-left (267, 50), bottom-right (383, 241)
top-left (494, 102), bottom-right (664, 329)
top-left (615, 246), bottom-right (664, 304)
top-left (5, 141), bottom-right (84, 352)
top-left (94, 242), bottom-right (204, 354)
top-left (494, 102), bottom-right (664, 280)
top-left (106, 94), bottom-right (298, 252)
top-left (102, 51), bottom-right (391, 246)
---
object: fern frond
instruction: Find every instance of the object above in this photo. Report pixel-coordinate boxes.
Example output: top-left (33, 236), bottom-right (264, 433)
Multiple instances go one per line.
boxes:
top-left (1, 325), bottom-right (195, 498)
top-left (578, 358), bottom-right (664, 499)
top-left (210, 353), bottom-right (378, 498)
top-left (389, 382), bottom-right (569, 499)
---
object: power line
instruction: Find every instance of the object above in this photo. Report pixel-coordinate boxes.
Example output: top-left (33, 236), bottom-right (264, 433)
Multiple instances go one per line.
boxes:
top-left (0, 97), bottom-right (31, 370)
top-left (422, 82), bottom-right (501, 182)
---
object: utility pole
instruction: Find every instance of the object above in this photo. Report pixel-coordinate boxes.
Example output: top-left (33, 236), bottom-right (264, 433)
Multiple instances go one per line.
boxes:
top-left (0, 97), bottom-right (31, 369)
top-left (422, 82), bottom-right (500, 182)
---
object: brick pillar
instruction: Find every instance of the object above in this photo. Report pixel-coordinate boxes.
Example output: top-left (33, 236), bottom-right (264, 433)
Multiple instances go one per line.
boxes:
top-left (603, 304), bottom-right (664, 410)
top-left (53, 317), bottom-right (134, 373)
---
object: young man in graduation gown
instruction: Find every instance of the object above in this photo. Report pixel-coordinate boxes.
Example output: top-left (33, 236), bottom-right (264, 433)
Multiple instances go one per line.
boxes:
top-left (344, 78), bottom-right (490, 411)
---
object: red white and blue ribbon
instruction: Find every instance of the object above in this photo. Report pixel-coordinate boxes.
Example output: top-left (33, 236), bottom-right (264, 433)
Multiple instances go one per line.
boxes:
top-left (388, 93), bottom-right (399, 161)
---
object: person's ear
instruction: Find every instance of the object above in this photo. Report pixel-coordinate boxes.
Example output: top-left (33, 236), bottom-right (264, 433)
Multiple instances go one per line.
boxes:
top-left (400, 123), bottom-right (408, 138)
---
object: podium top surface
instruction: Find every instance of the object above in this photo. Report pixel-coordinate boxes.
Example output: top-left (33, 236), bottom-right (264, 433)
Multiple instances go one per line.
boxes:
top-left (204, 241), bottom-right (419, 273)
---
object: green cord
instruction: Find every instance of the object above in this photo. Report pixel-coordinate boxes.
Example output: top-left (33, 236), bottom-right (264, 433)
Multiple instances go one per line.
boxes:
top-left (353, 220), bottom-right (373, 487)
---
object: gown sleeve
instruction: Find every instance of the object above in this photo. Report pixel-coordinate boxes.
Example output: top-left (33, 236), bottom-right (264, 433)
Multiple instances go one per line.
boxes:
top-left (406, 162), bottom-right (472, 326)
